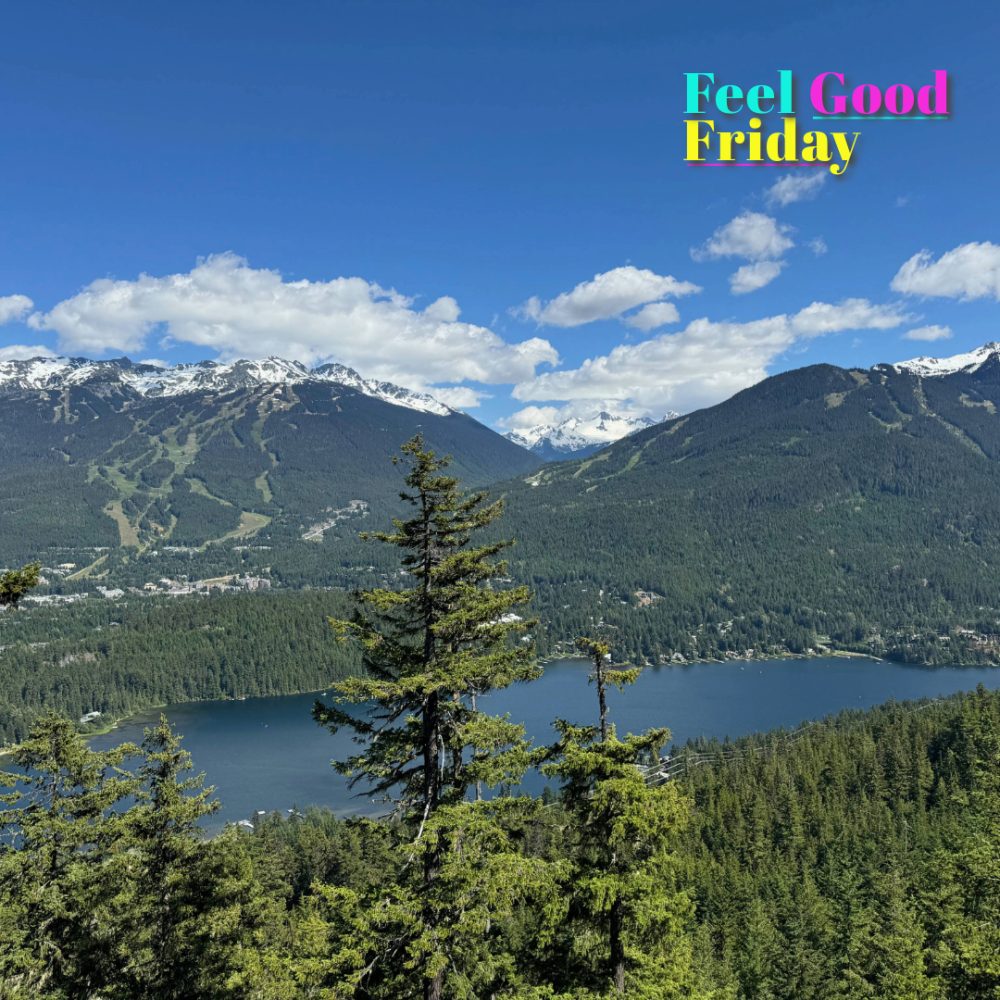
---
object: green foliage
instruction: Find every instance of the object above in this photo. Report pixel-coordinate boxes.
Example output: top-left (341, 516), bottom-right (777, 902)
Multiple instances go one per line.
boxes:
top-left (2, 685), bottom-right (1000, 997)
top-left (0, 714), bottom-right (138, 996)
top-left (314, 435), bottom-right (549, 998)
top-left (316, 435), bottom-right (539, 811)
top-left (544, 640), bottom-right (703, 998)
top-left (0, 590), bottom-right (363, 744)
top-left (0, 562), bottom-right (40, 609)
top-left (0, 715), bottom-right (269, 999)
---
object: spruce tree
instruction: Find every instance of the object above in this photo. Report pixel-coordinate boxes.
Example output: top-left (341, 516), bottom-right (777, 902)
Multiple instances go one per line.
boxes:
top-left (112, 716), bottom-right (229, 998)
top-left (313, 435), bottom-right (557, 999)
top-left (0, 713), bottom-right (138, 997)
top-left (0, 562), bottom-right (40, 610)
top-left (926, 686), bottom-right (1000, 997)
top-left (544, 637), bottom-right (706, 999)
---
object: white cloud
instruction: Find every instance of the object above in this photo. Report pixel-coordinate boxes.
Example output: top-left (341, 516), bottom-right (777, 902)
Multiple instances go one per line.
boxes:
top-left (903, 324), bottom-right (953, 342)
top-left (497, 405), bottom-right (563, 432)
top-left (138, 358), bottom-right (170, 368)
top-left (27, 253), bottom-right (557, 393)
top-left (730, 261), bottom-right (785, 295)
top-left (514, 266), bottom-right (700, 328)
top-left (693, 212), bottom-right (794, 263)
top-left (790, 298), bottom-right (908, 335)
top-left (430, 385), bottom-right (489, 410)
top-left (765, 173), bottom-right (826, 208)
top-left (808, 237), bottom-right (828, 256)
top-left (0, 294), bottom-right (34, 324)
top-left (623, 301), bottom-right (680, 331)
top-left (513, 298), bottom-right (908, 415)
top-left (422, 296), bottom-right (461, 322)
top-left (0, 343), bottom-right (56, 361)
top-left (891, 242), bottom-right (1000, 301)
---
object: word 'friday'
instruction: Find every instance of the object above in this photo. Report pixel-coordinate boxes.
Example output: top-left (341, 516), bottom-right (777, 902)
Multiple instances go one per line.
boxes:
top-left (686, 116), bottom-right (859, 174)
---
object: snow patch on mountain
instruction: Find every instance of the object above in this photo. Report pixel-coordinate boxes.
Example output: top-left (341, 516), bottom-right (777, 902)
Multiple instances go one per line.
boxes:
top-left (505, 410), bottom-right (675, 458)
top-left (891, 342), bottom-right (1000, 378)
top-left (0, 356), bottom-right (453, 415)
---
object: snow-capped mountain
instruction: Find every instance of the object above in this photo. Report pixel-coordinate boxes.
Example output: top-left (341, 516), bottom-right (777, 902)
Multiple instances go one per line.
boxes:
top-left (890, 342), bottom-right (1000, 378)
top-left (505, 410), bottom-right (676, 461)
top-left (0, 355), bottom-right (452, 415)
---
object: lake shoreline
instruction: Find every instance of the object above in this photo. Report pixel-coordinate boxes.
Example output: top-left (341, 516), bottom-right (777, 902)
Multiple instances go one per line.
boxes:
top-left (3, 645), bottom-right (996, 759)
top-left (72, 655), bottom-right (1000, 828)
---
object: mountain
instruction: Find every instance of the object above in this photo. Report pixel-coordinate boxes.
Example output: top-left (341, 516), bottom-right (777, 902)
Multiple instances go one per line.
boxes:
top-left (0, 355), bottom-right (538, 585)
top-left (891, 340), bottom-right (1000, 378)
top-left (10, 343), bottom-right (1000, 668)
top-left (504, 410), bottom-right (674, 460)
top-left (0, 355), bottom-right (452, 414)
top-left (498, 345), bottom-right (1000, 665)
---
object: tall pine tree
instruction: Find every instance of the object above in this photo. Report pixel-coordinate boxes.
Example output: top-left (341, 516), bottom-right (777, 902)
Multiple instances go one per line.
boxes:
top-left (313, 435), bottom-right (557, 999)
top-left (544, 637), bottom-right (708, 999)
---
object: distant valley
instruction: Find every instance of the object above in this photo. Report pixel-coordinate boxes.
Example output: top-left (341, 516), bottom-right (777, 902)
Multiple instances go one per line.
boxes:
top-left (5, 344), bottom-right (1000, 712)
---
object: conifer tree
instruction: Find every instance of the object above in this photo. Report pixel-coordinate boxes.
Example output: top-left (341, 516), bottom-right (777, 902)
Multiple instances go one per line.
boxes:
top-left (544, 637), bottom-right (706, 999)
top-left (111, 716), bottom-right (233, 999)
top-left (926, 686), bottom-right (1000, 998)
top-left (313, 435), bottom-right (557, 999)
top-left (0, 562), bottom-right (40, 610)
top-left (0, 713), bottom-right (138, 997)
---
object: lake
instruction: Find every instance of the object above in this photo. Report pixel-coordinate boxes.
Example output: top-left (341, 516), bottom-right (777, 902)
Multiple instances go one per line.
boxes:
top-left (90, 656), bottom-right (1000, 830)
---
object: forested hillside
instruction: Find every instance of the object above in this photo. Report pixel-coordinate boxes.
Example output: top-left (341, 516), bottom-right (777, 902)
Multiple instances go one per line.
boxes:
top-left (0, 371), bottom-right (537, 580)
top-left (0, 590), bottom-right (366, 744)
top-left (501, 357), bottom-right (1000, 665)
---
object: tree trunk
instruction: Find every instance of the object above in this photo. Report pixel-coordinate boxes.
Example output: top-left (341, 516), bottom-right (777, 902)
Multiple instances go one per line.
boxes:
top-left (596, 655), bottom-right (609, 743)
top-left (610, 897), bottom-right (626, 994)
top-left (426, 971), bottom-right (445, 1000)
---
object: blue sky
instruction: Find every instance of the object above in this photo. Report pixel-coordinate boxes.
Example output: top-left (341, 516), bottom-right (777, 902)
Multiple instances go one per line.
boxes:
top-left (1, 0), bottom-right (999, 430)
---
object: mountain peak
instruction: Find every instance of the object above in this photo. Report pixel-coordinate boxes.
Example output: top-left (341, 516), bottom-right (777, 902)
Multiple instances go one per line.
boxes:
top-left (505, 408), bottom-right (676, 460)
top-left (0, 355), bottom-right (453, 415)
top-left (890, 341), bottom-right (1000, 378)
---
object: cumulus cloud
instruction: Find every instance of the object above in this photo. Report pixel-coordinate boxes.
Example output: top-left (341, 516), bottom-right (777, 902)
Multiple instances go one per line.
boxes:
top-left (513, 298), bottom-right (909, 415)
top-left (514, 266), bottom-right (700, 328)
top-left (765, 173), bottom-right (826, 208)
top-left (497, 404), bottom-right (564, 432)
top-left (26, 253), bottom-right (557, 393)
top-left (790, 298), bottom-right (908, 335)
top-left (430, 385), bottom-right (490, 410)
top-left (730, 261), bottom-right (785, 295)
top-left (0, 343), bottom-right (56, 361)
top-left (692, 212), bottom-right (794, 263)
top-left (0, 294), bottom-right (34, 324)
top-left (623, 301), bottom-right (680, 331)
top-left (903, 324), bottom-right (953, 342)
top-left (808, 238), bottom-right (828, 256)
top-left (891, 242), bottom-right (1000, 301)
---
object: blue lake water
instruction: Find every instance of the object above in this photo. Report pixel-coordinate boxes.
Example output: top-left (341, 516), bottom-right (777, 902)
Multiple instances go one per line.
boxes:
top-left (89, 656), bottom-right (1000, 829)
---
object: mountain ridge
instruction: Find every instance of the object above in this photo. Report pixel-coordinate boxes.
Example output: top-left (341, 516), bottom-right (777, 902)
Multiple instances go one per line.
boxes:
top-left (890, 340), bottom-right (1000, 378)
top-left (496, 347), bottom-right (1000, 664)
top-left (0, 354), bottom-right (453, 415)
top-left (504, 409), bottom-right (678, 460)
